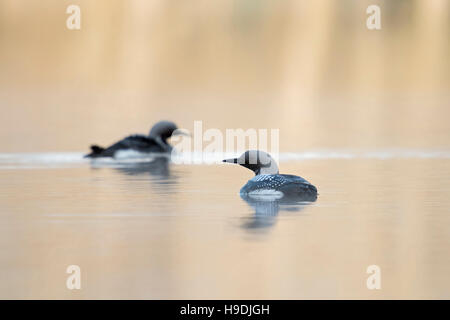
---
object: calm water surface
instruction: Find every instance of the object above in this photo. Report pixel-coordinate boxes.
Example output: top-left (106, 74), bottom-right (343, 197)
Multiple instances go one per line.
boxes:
top-left (0, 152), bottom-right (449, 299)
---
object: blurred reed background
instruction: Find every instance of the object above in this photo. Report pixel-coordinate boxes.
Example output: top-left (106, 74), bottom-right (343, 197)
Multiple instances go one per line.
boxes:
top-left (0, 0), bottom-right (449, 152)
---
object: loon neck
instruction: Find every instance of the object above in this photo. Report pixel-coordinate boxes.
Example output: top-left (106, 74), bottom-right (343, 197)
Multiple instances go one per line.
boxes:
top-left (152, 136), bottom-right (171, 151)
top-left (255, 164), bottom-right (279, 176)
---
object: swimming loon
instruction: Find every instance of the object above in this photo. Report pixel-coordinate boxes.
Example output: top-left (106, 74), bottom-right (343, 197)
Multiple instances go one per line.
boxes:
top-left (223, 150), bottom-right (318, 201)
top-left (85, 121), bottom-right (185, 158)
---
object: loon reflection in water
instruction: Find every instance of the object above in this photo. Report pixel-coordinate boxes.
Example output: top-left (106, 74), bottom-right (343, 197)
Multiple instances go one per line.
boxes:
top-left (240, 194), bottom-right (315, 230)
top-left (113, 157), bottom-right (171, 177)
top-left (89, 156), bottom-right (179, 194)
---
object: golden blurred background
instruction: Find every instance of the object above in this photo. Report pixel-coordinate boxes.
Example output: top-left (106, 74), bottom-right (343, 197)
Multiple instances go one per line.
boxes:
top-left (0, 0), bottom-right (449, 152)
top-left (0, 1), bottom-right (450, 300)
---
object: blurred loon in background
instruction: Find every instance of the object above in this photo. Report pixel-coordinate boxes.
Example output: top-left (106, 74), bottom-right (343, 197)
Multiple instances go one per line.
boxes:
top-left (223, 150), bottom-right (318, 201)
top-left (85, 120), bottom-right (186, 158)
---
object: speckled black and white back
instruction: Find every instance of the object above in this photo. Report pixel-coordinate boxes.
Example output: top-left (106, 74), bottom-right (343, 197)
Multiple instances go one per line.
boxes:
top-left (240, 174), bottom-right (317, 201)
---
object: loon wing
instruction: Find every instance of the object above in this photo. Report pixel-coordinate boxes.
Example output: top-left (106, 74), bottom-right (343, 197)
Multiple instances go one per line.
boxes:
top-left (278, 174), bottom-right (317, 200)
top-left (85, 135), bottom-right (164, 158)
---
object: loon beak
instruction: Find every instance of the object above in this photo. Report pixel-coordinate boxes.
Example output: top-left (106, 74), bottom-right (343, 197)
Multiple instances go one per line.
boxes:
top-left (223, 158), bottom-right (238, 164)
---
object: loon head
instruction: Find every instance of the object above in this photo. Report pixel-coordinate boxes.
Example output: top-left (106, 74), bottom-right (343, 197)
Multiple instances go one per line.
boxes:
top-left (223, 150), bottom-right (279, 175)
top-left (149, 121), bottom-right (189, 149)
top-left (149, 121), bottom-right (179, 143)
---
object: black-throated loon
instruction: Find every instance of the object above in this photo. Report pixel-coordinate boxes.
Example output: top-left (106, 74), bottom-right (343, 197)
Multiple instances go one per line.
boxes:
top-left (223, 150), bottom-right (318, 201)
top-left (85, 121), bottom-right (186, 158)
